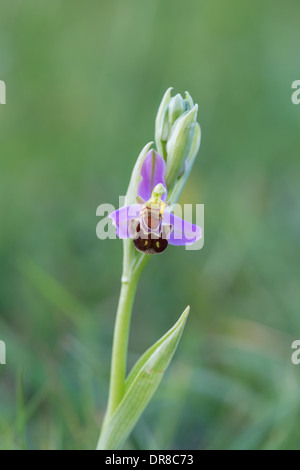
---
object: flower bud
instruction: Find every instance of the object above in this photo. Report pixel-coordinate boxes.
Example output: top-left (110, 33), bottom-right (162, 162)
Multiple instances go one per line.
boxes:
top-left (168, 93), bottom-right (185, 126)
top-left (155, 89), bottom-right (195, 160)
top-left (165, 104), bottom-right (198, 190)
top-left (184, 91), bottom-right (194, 109)
top-left (155, 87), bottom-right (172, 157)
top-left (155, 89), bottom-right (199, 192)
top-left (168, 122), bottom-right (201, 205)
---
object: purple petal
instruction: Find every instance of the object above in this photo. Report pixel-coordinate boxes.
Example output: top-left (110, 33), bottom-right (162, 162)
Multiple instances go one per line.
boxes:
top-left (109, 204), bottom-right (142, 239)
top-left (138, 150), bottom-right (167, 202)
top-left (163, 211), bottom-right (202, 246)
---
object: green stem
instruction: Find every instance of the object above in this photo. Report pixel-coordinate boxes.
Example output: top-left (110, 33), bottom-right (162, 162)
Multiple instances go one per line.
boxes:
top-left (97, 243), bottom-right (148, 448)
top-left (105, 277), bottom-right (138, 418)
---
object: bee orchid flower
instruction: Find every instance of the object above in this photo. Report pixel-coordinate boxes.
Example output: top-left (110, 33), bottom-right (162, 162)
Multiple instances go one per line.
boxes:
top-left (109, 149), bottom-right (202, 254)
top-left (98, 88), bottom-right (202, 451)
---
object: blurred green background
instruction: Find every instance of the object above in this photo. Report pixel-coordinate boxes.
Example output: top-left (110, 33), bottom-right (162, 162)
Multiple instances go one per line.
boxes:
top-left (1, 0), bottom-right (300, 450)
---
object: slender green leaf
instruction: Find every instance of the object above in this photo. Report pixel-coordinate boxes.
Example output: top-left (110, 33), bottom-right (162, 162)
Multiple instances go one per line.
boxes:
top-left (125, 307), bottom-right (189, 393)
top-left (97, 306), bottom-right (190, 450)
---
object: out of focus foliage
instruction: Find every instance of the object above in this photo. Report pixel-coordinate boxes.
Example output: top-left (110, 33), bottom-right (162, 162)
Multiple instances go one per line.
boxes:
top-left (0, 0), bottom-right (299, 449)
